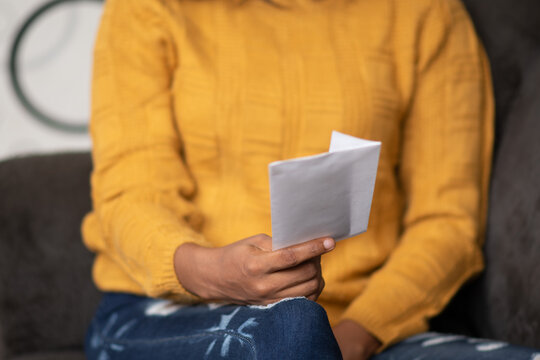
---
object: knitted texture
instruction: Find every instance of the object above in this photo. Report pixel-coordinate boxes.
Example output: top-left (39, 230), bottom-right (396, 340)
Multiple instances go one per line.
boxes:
top-left (82, 0), bottom-right (493, 347)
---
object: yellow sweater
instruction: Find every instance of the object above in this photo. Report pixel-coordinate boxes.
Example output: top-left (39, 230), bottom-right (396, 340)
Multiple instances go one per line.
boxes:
top-left (82, 0), bottom-right (493, 347)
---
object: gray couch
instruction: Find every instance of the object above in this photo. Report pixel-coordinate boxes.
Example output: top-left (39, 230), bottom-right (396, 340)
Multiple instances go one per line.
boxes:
top-left (1, 0), bottom-right (539, 358)
top-left (0, 153), bottom-right (97, 360)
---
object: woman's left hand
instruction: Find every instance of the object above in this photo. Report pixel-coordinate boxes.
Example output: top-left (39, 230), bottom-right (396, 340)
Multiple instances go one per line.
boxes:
top-left (333, 319), bottom-right (381, 360)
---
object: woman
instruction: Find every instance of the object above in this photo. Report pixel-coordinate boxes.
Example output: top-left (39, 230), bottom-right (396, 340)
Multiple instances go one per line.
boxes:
top-left (82, 0), bottom-right (538, 358)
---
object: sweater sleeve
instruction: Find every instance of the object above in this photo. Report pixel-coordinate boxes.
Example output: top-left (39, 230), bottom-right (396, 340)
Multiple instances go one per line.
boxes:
top-left (340, 0), bottom-right (494, 347)
top-left (83, 0), bottom-right (211, 301)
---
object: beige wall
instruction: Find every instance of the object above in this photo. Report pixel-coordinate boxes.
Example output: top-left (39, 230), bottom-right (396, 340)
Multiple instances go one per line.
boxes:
top-left (0, 0), bottom-right (102, 160)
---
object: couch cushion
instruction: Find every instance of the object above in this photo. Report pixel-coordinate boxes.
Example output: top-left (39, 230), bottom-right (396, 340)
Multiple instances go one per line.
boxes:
top-left (469, 59), bottom-right (540, 348)
top-left (437, 0), bottom-right (540, 348)
top-left (0, 153), bottom-right (101, 357)
top-left (10, 351), bottom-right (85, 360)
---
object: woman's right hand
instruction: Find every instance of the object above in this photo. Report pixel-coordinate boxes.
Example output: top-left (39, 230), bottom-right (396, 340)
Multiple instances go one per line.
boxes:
top-left (174, 234), bottom-right (335, 305)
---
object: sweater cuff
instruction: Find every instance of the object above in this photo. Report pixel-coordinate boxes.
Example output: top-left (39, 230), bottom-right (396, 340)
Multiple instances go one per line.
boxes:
top-left (149, 225), bottom-right (212, 303)
top-left (339, 252), bottom-right (484, 351)
top-left (339, 295), bottom-right (428, 352)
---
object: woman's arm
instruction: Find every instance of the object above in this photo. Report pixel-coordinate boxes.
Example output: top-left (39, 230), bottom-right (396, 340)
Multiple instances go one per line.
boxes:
top-left (85, 0), bottom-right (212, 301)
top-left (334, 0), bottom-right (494, 355)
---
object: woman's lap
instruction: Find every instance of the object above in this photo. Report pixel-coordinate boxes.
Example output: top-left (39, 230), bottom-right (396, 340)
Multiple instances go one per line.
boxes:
top-left (85, 293), bottom-right (540, 360)
top-left (85, 293), bottom-right (341, 360)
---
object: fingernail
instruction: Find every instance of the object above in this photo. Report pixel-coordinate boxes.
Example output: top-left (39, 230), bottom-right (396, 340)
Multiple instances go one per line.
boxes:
top-left (323, 238), bottom-right (335, 250)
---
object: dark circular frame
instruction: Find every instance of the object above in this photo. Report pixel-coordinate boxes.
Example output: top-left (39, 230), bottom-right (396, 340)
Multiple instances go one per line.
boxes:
top-left (8, 0), bottom-right (103, 134)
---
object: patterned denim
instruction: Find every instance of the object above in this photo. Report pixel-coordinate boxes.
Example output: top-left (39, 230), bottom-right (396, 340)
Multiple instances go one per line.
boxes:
top-left (373, 332), bottom-right (540, 360)
top-left (85, 293), bottom-right (341, 359)
top-left (85, 293), bottom-right (540, 359)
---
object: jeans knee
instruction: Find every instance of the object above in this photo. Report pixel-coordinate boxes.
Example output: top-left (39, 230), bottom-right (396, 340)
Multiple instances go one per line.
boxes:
top-left (279, 297), bottom-right (328, 328)
top-left (257, 297), bottom-right (341, 359)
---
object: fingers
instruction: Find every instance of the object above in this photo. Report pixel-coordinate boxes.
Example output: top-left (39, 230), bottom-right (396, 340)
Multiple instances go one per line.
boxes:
top-left (306, 276), bottom-right (325, 302)
top-left (250, 275), bottom-right (322, 302)
top-left (243, 257), bottom-right (324, 302)
top-left (266, 237), bottom-right (335, 272)
top-left (270, 257), bottom-right (321, 292)
top-left (246, 275), bottom-right (325, 305)
top-left (266, 257), bottom-right (324, 299)
top-left (273, 273), bottom-right (325, 300)
top-left (232, 234), bottom-right (331, 305)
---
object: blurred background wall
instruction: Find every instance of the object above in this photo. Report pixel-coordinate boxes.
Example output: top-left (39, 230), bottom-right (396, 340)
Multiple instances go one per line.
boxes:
top-left (0, 0), bottom-right (103, 161)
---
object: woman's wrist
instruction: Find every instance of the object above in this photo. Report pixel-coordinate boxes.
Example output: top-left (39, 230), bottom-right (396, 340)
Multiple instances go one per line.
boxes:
top-left (174, 242), bottom-right (220, 299)
top-left (333, 319), bottom-right (381, 360)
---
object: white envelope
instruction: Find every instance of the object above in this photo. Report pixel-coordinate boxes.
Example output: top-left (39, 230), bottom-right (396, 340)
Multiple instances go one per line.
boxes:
top-left (269, 131), bottom-right (381, 250)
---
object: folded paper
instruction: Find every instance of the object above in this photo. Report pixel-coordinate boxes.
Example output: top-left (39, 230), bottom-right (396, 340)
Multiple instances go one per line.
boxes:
top-left (269, 131), bottom-right (381, 250)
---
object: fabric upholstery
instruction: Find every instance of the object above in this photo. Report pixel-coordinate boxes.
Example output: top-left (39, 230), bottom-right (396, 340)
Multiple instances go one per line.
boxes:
top-left (432, 0), bottom-right (540, 348)
top-left (11, 351), bottom-right (86, 360)
top-left (474, 62), bottom-right (540, 346)
top-left (0, 153), bottom-right (100, 359)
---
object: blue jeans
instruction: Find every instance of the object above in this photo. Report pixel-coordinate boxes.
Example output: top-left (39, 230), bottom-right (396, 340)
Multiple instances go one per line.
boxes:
top-left (85, 293), bottom-right (540, 360)
top-left (373, 333), bottom-right (540, 360)
top-left (85, 293), bottom-right (341, 359)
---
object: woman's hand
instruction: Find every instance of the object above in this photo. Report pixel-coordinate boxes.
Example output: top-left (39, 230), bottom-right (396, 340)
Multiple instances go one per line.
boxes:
top-left (174, 234), bottom-right (335, 304)
top-left (333, 319), bottom-right (381, 360)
